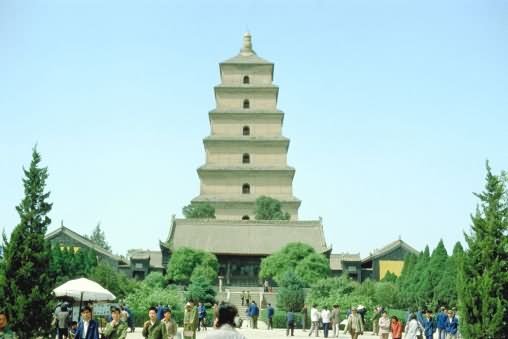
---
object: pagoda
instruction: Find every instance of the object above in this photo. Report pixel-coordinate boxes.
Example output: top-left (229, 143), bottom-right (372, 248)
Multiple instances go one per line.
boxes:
top-left (161, 33), bottom-right (330, 285)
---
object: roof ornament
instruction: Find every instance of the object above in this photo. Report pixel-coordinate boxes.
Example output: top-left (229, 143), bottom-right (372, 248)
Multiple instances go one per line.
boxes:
top-left (240, 32), bottom-right (256, 56)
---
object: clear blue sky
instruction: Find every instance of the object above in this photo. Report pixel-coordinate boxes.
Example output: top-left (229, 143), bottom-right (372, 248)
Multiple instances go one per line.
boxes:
top-left (1, 0), bottom-right (507, 257)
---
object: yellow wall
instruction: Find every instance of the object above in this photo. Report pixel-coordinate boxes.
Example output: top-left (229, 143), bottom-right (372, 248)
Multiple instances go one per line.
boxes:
top-left (379, 260), bottom-right (404, 279)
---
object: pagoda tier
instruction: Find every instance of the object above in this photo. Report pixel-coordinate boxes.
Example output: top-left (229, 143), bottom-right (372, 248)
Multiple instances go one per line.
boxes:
top-left (193, 32), bottom-right (300, 220)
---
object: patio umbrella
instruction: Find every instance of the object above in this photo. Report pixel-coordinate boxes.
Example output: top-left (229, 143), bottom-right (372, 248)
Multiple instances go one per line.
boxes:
top-left (53, 277), bottom-right (116, 319)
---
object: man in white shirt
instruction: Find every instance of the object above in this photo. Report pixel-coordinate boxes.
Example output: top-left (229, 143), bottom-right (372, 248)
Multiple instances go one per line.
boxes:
top-left (308, 304), bottom-right (320, 337)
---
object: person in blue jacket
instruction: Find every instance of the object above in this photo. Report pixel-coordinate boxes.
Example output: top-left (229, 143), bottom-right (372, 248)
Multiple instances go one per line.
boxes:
top-left (444, 310), bottom-right (459, 339)
top-left (421, 310), bottom-right (436, 339)
top-left (74, 306), bottom-right (100, 339)
top-left (267, 303), bottom-right (275, 330)
top-left (248, 301), bottom-right (259, 329)
top-left (436, 306), bottom-right (448, 339)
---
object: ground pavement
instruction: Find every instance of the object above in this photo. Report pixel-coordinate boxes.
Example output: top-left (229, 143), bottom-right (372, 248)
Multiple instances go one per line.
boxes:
top-left (124, 327), bottom-right (390, 339)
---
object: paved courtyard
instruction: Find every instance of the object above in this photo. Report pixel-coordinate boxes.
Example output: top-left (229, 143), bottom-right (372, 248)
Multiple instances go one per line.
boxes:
top-left (124, 327), bottom-right (388, 339)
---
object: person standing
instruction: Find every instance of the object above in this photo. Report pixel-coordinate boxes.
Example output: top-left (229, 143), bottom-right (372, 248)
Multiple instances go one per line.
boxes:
top-left (330, 305), bottom-right (340, 338)
top-left (183, 301), bottom-right (198, 339)
top-left (75, 306), bottom-right (100, 339)
top-left (267, 303), bottom-right (274, 330)
top-left (246, 291), bottom-right (251, 305)
top-left (404, 314), bottom-right (423, 339)
top-left (212, 303), bottom-right (219, 328)
top-left (204, 303), bottom-right (245, 339)
top-left (286, 309), bottom-right (295, 336)
top-left (142, 306), bottom-right (163, 339)
top-left (436, 307), bottom-right (448, 339)
top-left (161, 308), bottom-right (177, 339)
top-left (248, 301), bottom-right (259, 329)
top-left (422, 310), bottom-right (436, 339)
top-left (301, 304), bottom-right (308, 332)
top-left (378, 311), bottom-right (390, 339)
top-left (371, 306), bottom-right (381, 336)
top-left (344, 307), bottom-right (363, 339)
top-left (198, 302), bottom-right (207, 331)
top-left (308, 304), bottom-right (320, 337)
top-left (390, 316), bottom-right (402, 339)
top-left (321, 306), bottom-right (331, 338)
top-left (103, 307), bottom-right (128, 339)
top-left (56, 304), bottom-right (70, 339)
top-left (444, 310), bottom-right (458, 339)
top-left (0, 311), bottom-right (16, 339)
top-left (240, 291), bottom-right (246, 306)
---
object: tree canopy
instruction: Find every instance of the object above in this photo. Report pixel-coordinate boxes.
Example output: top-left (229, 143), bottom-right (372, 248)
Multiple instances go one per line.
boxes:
top-left (458, 163), bottom-right (508, 338)
top-left (259, 242), bottom-right (329, 286)
top-left (166, 247), bottom-right (219, 285)
top-left (86, 222), bottom-right (111, 251)
top-left (182, 203), bottom-right (216, 219)
top-left (276, 271), bottom-right (305, 311)
top-left (1, 148), bottom-right (55, 337)
top-left (254, 196), bottom-right (290, 220)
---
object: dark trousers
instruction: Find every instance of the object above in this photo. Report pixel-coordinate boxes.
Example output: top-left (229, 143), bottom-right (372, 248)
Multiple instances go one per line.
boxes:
top-left (323, 323), bottom-right (329, 338)
top-left (268, 317), bottom-right (273, 329)
top-left (287, 321), bottom-right (295, 336)
top-left (58, 328), bottom-right (69, 339)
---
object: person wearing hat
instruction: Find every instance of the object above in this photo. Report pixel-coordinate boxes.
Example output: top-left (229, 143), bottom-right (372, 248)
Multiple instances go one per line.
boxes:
top-left (436, 306), bottom-right (448, 339)
top-left (142, 306), bottom-right (163, 339)
top-left (103, 307), bottom-right (128, 339)
top-left (183, 301), bottom-right (198, 339)
top-left (161, 308), bottom-right (177, 339)
top-left (344, 307), bottom-right (363, 339)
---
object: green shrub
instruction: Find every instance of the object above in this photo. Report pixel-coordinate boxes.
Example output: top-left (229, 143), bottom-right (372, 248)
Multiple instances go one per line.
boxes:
top-left (260, 309), bottom-right (306, 329)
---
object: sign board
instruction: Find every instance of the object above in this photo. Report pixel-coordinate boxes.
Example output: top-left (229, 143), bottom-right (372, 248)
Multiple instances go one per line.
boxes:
top-left (92, 303), bottom-right (117, 316)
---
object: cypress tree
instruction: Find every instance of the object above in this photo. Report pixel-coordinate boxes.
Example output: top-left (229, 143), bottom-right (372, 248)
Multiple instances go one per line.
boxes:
top-left (427, 240), bottom-right (448, 307)
top-left (458, 163), bottom-right (508, 338)
top-left (1, 148), bottom-right (56, 337)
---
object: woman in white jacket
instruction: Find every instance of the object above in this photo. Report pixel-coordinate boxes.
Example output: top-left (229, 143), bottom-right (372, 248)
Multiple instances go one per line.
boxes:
top-left (378, 311), bottom-right (390, 339)
top-left (404, 314), bottom-right (423, 339)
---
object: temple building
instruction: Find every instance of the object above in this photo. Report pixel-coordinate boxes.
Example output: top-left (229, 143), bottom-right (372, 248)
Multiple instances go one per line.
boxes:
top-left (160, 33), bottom-right (331, 285)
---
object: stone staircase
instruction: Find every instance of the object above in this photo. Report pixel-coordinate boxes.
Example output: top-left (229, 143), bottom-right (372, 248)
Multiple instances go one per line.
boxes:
top-left (223, 287), bottom-right (278, 328)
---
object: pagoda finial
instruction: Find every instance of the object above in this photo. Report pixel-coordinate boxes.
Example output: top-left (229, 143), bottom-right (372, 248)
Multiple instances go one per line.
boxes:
top-left (240, 32), bottom-right (256, 56)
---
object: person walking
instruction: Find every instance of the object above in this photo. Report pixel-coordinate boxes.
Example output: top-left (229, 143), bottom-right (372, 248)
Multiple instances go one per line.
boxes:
top-left (161, 308), bottom-right (177, 339)
top-left (436, 307), bottom-right (448, 339)
top-left (142, 306), bottom-right (163, 339)
top-left (267, 303), bottom-right (274, 330)
top-left (301, 304), bottom-right (308, 332)
top-left (204, 303), bottom-right (245, 339)
top-left (212, 303), bottom-right (219, 328)
top-left (390, 316), bottom-right (402, 339)
top-left (321, 306), bottom-right (331, 338)
top-left (183, 301), bottom-right (198, 339)
top-left (371, 306), bottom-right (381, 336)
top-left (308, 304), bottom-right (320, 337)
top-left (344, 307), bottom-right (363, 339)
top-left (286, 309), bottom-right (296, 336)
top-left (103, 306), bottom-right (128, 339)
top-left (240, 291), bottom-right (245, 306)
top-left (378, 311), bottom-right (390, 339)
top-left (404, 314), bottom-right (423, 339)
top-left (330, 305), bottom-right (340, 338)
top-left (75, 306), bottom-right (100, 339)
top-left (246, 291), bottom-right (251, 305)
top-left (421, 310), bottom-right (436, 339)
top-left (198, 302), bottom-right (207, 331)
top-left (248, 301), bottom-right (259, 329)
top-left (444, 310), bottom-right (458, 339)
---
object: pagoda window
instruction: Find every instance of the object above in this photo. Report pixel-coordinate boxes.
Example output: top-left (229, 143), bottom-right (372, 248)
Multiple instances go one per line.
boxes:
top-left (242, 153), bottom-right (250, 164)
top-left (242, 215), bottom-right (250, 220)
top-left (243, 126), bottom-right (250, 136)
top-left (243, 75), bottom-right (250, 84)
top-left (243, 99), bottom-right (250, 109)
top-left (242, 183), bottom-right (250, 194)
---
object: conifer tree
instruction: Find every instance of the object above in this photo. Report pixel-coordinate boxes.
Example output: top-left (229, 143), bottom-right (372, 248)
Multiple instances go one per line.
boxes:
top-left (427, 240), bottom-right (448, 307)
top-left (1, 148), bottom-right (55, 337)
top-left (458, 163), bottom-right (508, 338)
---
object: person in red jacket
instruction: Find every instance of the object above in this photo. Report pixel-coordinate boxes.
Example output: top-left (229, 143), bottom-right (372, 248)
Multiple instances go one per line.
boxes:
top-left (390, 315), bottom-right (403, 339)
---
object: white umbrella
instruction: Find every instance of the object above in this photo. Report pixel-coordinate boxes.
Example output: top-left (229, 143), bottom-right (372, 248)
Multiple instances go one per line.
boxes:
top-left (54, 277), bottom-right (116, 301)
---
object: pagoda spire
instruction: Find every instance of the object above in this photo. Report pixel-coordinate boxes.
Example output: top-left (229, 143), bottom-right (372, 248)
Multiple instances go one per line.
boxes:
top-left (239, 32), bottom-right (256, 56)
